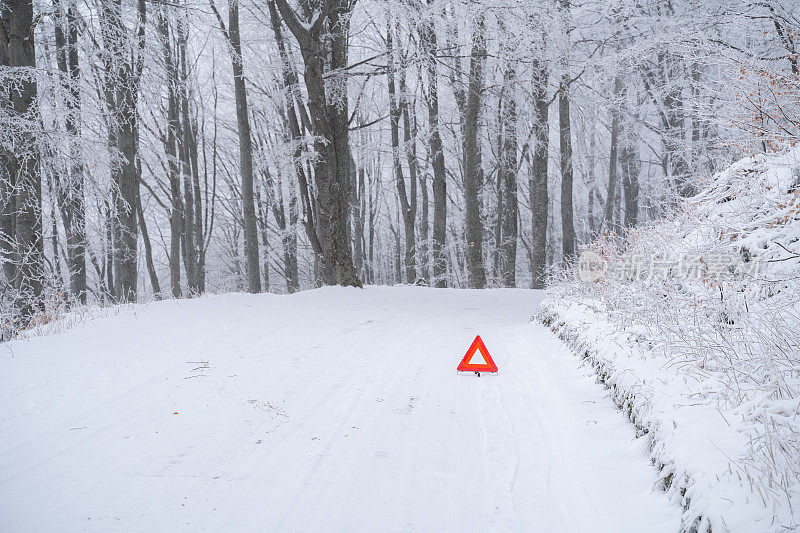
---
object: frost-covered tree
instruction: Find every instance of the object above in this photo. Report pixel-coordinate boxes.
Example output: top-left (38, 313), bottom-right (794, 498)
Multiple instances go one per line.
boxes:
top-left (0, 0), bottom-right (797, 332)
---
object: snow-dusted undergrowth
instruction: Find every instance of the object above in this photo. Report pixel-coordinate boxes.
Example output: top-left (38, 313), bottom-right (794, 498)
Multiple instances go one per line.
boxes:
top-left (539, 147), bottom-right (800, 532)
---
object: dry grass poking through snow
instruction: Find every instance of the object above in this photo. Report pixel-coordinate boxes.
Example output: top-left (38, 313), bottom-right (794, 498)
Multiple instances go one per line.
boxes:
top-left (540, 147), bottom-right (800, 532)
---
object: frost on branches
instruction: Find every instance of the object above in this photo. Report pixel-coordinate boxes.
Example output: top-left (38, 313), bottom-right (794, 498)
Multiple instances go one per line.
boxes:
top-left (540, 146), bottom-right (800, 531)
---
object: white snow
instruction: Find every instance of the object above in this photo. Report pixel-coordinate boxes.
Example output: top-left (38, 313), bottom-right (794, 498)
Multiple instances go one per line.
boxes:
top-left (540, 146), bottom-right (800, 531)
top-left (0, 287), bottom-right (679, 531)
top-left (467, 348), bottom-right (488, 366)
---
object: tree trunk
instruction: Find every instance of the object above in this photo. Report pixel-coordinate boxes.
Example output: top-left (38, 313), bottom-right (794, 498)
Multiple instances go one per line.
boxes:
top-left (189, 111), bottom-right (205, 292)
top-left (492, 172), bottom-right (501, 280)
top-left (274, 0), bottom-right (360, 287)
top-left (558, 0), bottom-right (575, 264)
top-left (603, 76), bottom-right (622, 231)
top-left (0, 13), bottom-right (15, 288)
top-left (530, 56), bottom-right (549, 289)
top-left (47, 173), bottom-right (64, 289)
top-left (386, 22), bottom-right (416, 283)
top-left (226, 0), bottom-right (261, 293)
top-left (663, 53), bottom-right (691, 198)
top-left (100, 0), bottom-right (145, 302)
top-left (325, 4), bottom-right (360, 286)
top-left (157, 8), bottom-right (183, 298)
top-left (400, 65), bottom-right (419, 283)
top-left (690, 61), bottom-right (701, 170)
top-left (113, 97), bottom-right (141, 303)
top-left (418, 142), bottom-right (429, 281)
top-left (284, 189), bottom-right (300, 293)
top-left (621, 125), bottom-right (640, 228)
top-left (498, 62), bottom-right (518, 287)
top-left (0, 155), bottom-right (14, 288)
top-left (103, 199), bottom-right (114, 301)
top-left (267, 0), bottom-right (319, 285)
top-left (177, 13), bottom-right (200, 294)
top-left (613, 171), bottom-right (622, 229)
top-left (255, 180), bottom-right (271, 292)
top-left (367, 164), bottom-right (377, 285)
top-left (351, 149), bottom-right (365, 282)
top-left (418, 2), bottom-right (447, 287)
top-left (1, 0), bottom-right (46, 321)
top-left (587, 119), bottom-right (597, 236)
top-left (462, 14), bottom-right (487, 289)
top-left (136, 191), bottom-right (162, 298)
top-left (255, 122), bottom-right (300, 294)
top-left (53, 0), bottom-right (87, 304)
top-left (558, 84), bottom-right (575, 263)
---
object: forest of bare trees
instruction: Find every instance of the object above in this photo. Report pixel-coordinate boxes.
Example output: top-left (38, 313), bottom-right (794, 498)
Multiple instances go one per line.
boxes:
top-left (1, 0), bottom-right (799, 334)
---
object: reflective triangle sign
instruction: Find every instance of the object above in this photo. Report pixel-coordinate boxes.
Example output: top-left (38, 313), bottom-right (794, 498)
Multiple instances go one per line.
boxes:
top-left (457, 335), bottom-right (498, 373)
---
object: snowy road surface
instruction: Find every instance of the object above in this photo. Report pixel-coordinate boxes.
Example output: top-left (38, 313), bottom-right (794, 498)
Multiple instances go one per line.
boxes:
top-left (0, 287), bottom-right (680, 531)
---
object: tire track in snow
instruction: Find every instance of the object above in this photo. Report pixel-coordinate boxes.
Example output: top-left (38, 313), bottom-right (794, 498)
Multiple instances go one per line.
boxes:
top-left (0, 287), bottom-right (681, 532)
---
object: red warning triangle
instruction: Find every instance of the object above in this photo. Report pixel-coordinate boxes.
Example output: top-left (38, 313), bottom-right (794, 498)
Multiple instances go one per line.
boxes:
top-left (457, 335), bottom-right (498, 373)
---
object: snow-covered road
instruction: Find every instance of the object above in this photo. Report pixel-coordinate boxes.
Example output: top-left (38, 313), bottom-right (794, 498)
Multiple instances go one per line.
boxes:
top-left (0, 287), bottom-right (679, 531)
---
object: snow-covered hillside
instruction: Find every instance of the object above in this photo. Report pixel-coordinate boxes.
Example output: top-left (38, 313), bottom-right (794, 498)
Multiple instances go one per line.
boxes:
top-left (0, 287), bottom-right (679, 531)
top-left (540, 147), bottom-right (800, 531)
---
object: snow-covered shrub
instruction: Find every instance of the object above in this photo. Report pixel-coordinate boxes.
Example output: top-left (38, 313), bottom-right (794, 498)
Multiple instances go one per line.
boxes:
top-left (540, 146), bottom-right (800, 532)
top-left (0, 287), bottom-right (71, 341)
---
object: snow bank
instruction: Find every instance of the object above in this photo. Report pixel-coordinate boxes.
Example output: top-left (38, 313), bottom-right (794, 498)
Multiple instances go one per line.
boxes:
top-left (539, 147), bottom-right (800, 532)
